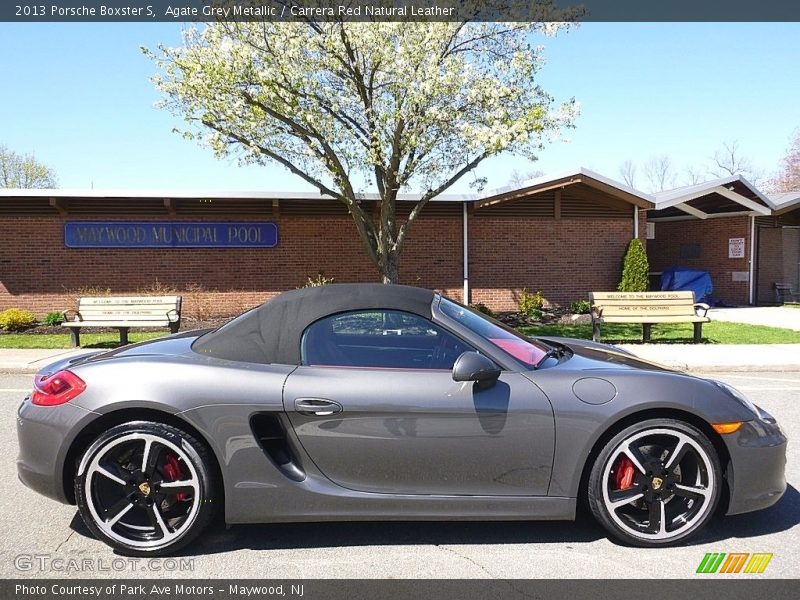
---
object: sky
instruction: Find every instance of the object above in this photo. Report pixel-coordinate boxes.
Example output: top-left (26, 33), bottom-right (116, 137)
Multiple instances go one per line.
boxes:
top-left (0, 22), bottom-right (798, 194)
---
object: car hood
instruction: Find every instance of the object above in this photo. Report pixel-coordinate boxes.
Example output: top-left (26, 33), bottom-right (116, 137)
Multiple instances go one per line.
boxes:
top-left (539, 336), bottom-right (677, 373)
top-left (36, 330), bottom-right (210, 376)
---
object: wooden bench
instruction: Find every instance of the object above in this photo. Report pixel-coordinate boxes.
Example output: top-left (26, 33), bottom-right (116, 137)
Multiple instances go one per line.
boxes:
top-left (62, 296), bottom-right (182, 347)
top-left (590, 291), bottom-right (710, 343)
top-left (774, 283), bottom-right (800, 305)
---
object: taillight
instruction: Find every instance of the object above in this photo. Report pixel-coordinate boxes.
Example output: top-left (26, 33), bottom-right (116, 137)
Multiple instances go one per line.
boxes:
top-left (31, 370), bottom-right (86, 406)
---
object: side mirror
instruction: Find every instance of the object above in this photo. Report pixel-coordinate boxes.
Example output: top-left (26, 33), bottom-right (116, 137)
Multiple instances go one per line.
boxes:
top-left (452, 351), bottom-right (501, 389)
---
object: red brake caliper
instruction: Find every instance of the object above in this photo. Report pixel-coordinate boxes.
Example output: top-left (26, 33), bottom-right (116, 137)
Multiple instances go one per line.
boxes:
top-left (162, 452), bottom-right (188, 501)
top-left (614, 456), bottom-right (636, 490)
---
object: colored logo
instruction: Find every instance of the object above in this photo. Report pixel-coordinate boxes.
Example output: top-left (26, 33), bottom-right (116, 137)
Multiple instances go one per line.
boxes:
top-left (696, 553), bottom-right (773, 574)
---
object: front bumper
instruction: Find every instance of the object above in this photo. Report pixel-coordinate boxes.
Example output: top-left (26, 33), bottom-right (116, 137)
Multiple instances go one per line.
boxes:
top-left (723, 408), bottom-right (787, 515)
top-left (16, 395), bottom-right (98, 504)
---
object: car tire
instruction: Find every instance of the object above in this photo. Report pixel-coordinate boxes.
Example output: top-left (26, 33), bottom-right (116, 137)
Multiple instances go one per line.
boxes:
top-left (588, 418), bottom-right (722, 547)
top-left (75, 420), bottom-right (219, 556)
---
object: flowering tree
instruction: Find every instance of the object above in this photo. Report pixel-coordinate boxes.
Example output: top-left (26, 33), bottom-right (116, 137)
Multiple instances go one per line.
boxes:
top-left (0, 145), bottom-right (58, 189)
top-left (770, 129), bottom-right (800, 193)
top-left (146, 17), bottom-right (577, 282)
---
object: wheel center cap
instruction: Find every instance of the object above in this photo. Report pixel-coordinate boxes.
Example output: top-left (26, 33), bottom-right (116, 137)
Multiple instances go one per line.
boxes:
top-left (138, 481), bottom-right (151, 496)
top-left (651, 476), bottom-right (664, 491)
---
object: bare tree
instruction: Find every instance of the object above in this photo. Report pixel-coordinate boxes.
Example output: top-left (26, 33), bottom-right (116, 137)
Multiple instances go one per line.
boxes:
top-left (507, 167), bottom-right (545, 189)
top-left (643, 155), bottom-right (676, 192)
top-left (710, 140), bottom-right (755, 179)
top-left (0, 145), bottom-right (58, 189)
top-left (768, 129), bottom-right (800, 192)
top-left (618, 160), bottom-right (637, 189)
top-left (682, 165), bottom-right (706, 186)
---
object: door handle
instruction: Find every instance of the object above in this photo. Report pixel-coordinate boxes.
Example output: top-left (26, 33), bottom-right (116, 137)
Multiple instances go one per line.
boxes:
top-left (294, 398), bottom-right (343, 416)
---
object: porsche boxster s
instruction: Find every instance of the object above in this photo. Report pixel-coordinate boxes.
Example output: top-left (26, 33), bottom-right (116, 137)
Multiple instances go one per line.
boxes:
top-left (17, 284), bottom-right (786, 555)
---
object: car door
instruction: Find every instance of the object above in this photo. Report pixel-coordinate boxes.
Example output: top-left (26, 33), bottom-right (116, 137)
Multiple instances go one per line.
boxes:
top-left (282, 309), bottom-right (555, 496)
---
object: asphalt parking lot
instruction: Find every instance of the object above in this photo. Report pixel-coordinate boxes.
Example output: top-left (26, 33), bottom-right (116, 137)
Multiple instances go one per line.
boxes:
top-left (0, 371), bottom-right (797, 579)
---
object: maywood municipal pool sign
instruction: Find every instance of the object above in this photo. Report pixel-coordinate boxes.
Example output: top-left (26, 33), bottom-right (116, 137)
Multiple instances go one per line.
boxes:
top-left (64, 221), bottom-right (278, 248)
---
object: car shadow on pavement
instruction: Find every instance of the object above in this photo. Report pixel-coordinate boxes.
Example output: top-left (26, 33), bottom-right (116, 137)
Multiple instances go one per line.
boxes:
top-left (67, 484), bottom-right (798, 555)
top-left (698, 484), bottom-right (800, 543)
top-left (69, 512), bottom-right (606, 554)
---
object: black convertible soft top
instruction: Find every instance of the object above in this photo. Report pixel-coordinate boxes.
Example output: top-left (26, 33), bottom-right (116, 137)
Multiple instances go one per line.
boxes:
top-left (192, 283), bottom-right (437, 365)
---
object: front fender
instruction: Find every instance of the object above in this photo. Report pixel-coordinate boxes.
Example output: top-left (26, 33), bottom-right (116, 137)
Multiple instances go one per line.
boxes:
top-left (529, 368), bottom-right (755, 497)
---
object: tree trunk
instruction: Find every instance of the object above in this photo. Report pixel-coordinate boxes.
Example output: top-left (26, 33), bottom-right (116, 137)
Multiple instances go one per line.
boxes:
top-left (380, 251), bottom-right (400, 284)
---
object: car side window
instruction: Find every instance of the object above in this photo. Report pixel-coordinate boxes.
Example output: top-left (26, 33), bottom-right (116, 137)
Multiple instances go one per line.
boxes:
top-left (301, 310), bottom-right (473, 369)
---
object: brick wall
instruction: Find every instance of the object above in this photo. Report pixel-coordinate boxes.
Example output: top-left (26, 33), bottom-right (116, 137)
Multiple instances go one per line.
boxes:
top-left (0, 201), bottom-right (646, 317)
top-left (0, 213), bottom-right (464, 318)
top-left (756, 226), bottom-right (800, 304)
top-left (647, 216), bottom-right (752, 306)
top-left (468, 215), bottom-right (640, 310)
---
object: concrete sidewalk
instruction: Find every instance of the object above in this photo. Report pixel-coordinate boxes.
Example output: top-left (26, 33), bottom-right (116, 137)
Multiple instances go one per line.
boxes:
top-left (708, 306), bottom-right (800, 332)
top-left (0, 344), bottom-right (798, 374)
top-left (616, 343), bottom-right (800, 372)
top-left (0, 348), bottom-right (96, 375)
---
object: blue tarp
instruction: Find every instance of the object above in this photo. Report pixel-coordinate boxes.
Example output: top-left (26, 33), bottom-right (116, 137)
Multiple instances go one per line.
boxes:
top-left (660, 267), bottom-right (713, 304)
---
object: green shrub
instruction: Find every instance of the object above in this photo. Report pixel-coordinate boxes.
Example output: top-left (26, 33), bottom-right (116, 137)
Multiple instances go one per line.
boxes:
top-left (43, 311), bottom-right (65, 326)
top-left (0, 308), bottom-right (36, 331)
top-left (519, 288), bottom-right (544, 316)
top-left (470, 303), bottom-right (495, 317)
top-left (618, 239), bottom-right (650, 292)
top-left (527, 307), bottom-right (544, 321)
top-left (300, 273), bottom-right (335, 288)
top-left (569, 299), bottom-right (592, 315)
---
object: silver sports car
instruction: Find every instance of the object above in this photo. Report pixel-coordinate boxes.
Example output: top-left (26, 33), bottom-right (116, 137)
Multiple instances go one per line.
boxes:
top-left (17, 284), bottom-right (787, 555)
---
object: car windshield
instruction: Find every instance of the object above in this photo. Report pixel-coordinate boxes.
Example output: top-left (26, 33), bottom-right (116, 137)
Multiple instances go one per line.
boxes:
top-left (438, 297), bottom-right (549, 368)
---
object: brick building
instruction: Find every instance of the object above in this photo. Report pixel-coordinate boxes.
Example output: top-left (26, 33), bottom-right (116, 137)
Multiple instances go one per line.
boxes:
top-left (0, 168), bottom-right (797, 318)
top-left (646, 176), bottom-right (800, 306)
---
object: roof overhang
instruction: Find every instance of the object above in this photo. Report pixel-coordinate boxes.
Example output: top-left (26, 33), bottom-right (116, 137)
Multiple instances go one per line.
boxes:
top-left (650, 175), bottom-right (772, 220)
top-left (769, 192), bottom-right (800, 216)
top-left (475, 168), bottom-right (654, 209)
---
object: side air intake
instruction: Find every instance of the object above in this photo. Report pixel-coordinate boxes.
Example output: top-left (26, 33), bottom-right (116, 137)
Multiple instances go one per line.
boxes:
top-left (249, 413), bottom-right (306, 482)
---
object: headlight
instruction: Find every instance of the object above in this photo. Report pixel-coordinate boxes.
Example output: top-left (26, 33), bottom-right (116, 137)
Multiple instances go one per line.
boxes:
top-left (709, 379), bottom-right (759, 416)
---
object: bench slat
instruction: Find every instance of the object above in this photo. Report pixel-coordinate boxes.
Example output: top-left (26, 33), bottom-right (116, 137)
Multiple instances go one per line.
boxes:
top-left (79, 303), bottom-right (179, 310)
top-left (78, 296), bottom-right (181, 306)
top-left (72, 316), bottom-right (178, 323)
top-left (590, 291), bottom-right (694, 301)
top-left (597, 316), bottom-right (709, 323)
top-left (77, 308), bottom-right (177, 315)
top-left (589, 298), bottom-right (695, 307)
top-left (598, 306), bottom-right (700, 317)
top-left (63, 321), bottom-right (173, 328)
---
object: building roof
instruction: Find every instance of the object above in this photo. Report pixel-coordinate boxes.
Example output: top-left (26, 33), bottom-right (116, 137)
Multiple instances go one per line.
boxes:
top-left (1, 169), bottom-right (789, 217)
top-left (0, 188), bottom-right (474, 202)
top-left (474, 167), bottom-right (654, 209)
top-left (649, 174), bottom-right (772, 219)
top-left (0, 167), bottom-right (652, 208)
top-left (768, 191), bottom-right (800, 216)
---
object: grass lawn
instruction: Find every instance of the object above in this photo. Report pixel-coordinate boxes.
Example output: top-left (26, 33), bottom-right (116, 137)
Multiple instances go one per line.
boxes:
top-left (519, 321), bottom-right (800, 345)
top-left (0, 332), bottom-right (165, 349)
top-left (1, 321), bottom-right (799, 349)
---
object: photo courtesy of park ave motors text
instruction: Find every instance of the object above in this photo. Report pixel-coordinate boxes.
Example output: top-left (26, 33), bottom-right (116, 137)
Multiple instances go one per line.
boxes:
top-left (0, 1), bottom-right (799, 594)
